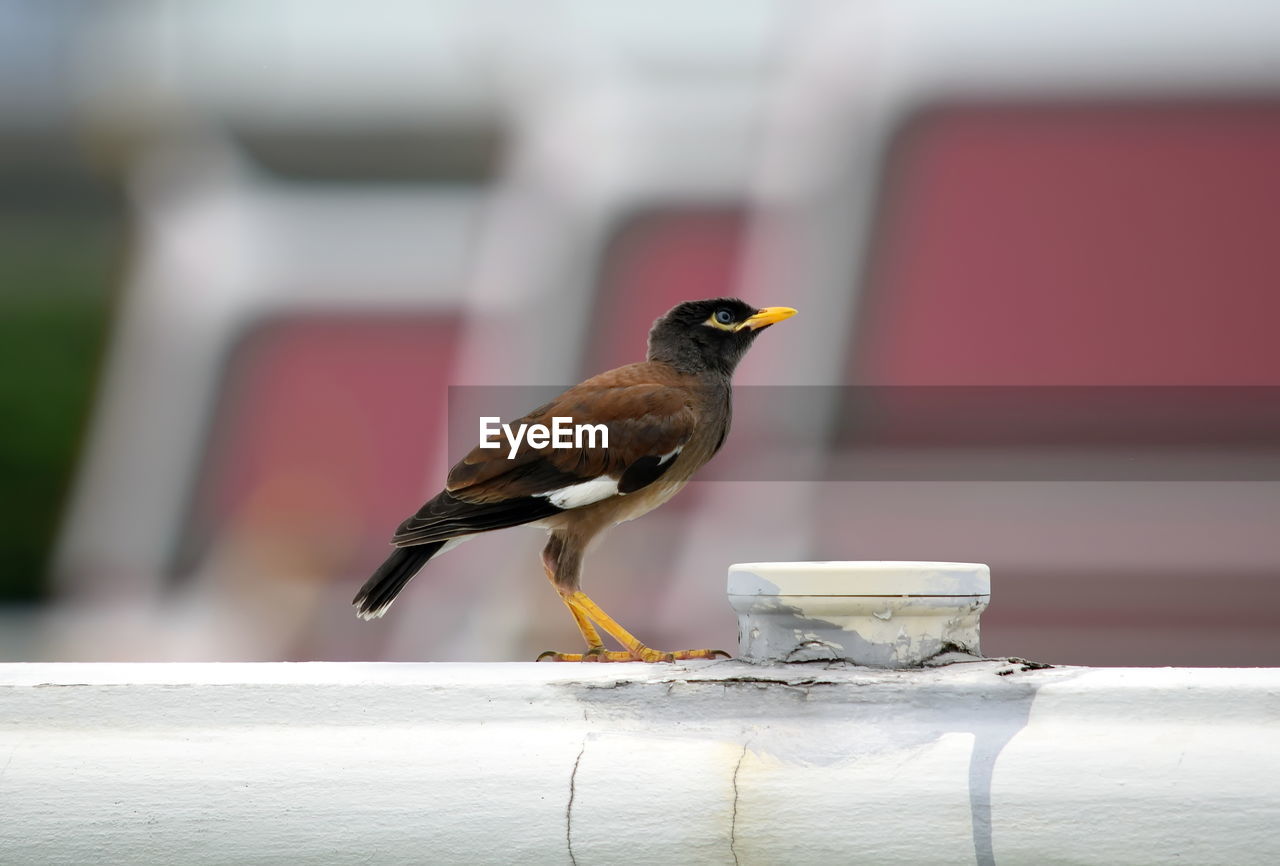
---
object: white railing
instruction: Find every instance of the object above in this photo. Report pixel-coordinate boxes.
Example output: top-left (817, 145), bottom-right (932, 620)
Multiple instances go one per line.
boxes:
top-left (2, 660), bottom-right (1277, 865)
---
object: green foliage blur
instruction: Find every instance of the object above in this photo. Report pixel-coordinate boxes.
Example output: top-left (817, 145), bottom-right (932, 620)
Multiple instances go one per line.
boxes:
top-left (0, 151), bottom-right (119, 601)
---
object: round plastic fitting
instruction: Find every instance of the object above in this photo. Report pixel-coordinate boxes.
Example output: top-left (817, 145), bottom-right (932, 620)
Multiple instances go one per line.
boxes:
top-left (727, 561), bottom-right (991, 666)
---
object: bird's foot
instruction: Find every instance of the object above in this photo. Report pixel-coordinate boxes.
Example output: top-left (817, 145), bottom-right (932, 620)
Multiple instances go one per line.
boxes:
top-left (536, 647), bottom-right (731, 663)
top-left (537, 649), bottom-right (637, 662)
top-left (631, 647), bottom-right (732, 662)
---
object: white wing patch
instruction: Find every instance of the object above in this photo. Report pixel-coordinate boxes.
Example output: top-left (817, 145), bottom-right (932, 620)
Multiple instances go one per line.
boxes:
top-left (657, 446), bottom-right (682, 465)
top-left (537, 475), bottom-right (620, 509)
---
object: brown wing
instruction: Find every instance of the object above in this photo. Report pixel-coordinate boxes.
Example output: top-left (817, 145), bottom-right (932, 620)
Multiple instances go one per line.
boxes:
top-left (391, 380), bottom-right (697, 547)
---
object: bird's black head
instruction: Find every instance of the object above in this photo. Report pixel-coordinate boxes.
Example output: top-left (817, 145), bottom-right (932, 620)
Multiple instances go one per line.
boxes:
top-left (646, 298), bottom-right (797, 376)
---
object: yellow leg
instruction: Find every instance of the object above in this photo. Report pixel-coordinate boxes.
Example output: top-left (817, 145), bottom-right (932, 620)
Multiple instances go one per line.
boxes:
top-left (537, 590), bottom-right (730, 663)
top-left (543, 554), bottom-right (608, 658)
top-left (563, 598), bottom-right (605, 652)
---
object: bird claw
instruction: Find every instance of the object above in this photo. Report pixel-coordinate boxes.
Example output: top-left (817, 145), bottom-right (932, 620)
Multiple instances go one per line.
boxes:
top-left (536, 647), bottom-right (732, 663)
top-left (667, 648), bottom-right (733, 661)
top-left (537, 649), bottom-right (637, 662)
top-left (633, 648), bottom-right (732, 662)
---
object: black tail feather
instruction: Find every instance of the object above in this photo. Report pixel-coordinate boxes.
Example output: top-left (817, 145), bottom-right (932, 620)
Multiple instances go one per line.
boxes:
top-left (353, 541), bottom-right (446, 620)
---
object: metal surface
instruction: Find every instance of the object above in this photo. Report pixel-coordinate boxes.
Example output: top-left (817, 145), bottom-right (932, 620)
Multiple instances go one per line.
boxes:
top-left (2, 661), bottom-right (1277, 865)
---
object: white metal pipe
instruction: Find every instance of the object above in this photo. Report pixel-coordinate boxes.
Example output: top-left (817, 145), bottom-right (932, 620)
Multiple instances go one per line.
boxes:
top-left (2, 662), bottom-right (1277, 865)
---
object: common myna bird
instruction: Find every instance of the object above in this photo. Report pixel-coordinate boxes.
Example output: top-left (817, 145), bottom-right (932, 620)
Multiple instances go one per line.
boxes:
top-left (353, 298), bottom-right (796, 661)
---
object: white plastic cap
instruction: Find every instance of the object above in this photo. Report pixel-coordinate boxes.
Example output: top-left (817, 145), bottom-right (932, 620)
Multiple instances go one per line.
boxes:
top-left (728, 561), bottom-right (991, 598)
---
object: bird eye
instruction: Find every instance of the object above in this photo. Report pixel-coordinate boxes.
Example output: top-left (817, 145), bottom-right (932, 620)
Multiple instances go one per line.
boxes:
top-left (714, 309), bottom-right (735, 325)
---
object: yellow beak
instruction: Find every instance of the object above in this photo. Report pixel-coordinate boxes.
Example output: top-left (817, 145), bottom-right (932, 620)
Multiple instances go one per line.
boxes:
top-left (738, 306), bottom-right (798, 331)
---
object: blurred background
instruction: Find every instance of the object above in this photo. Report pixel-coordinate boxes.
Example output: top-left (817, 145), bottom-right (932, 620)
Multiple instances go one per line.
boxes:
top-left (3, 0), bottom-right (1280, 665)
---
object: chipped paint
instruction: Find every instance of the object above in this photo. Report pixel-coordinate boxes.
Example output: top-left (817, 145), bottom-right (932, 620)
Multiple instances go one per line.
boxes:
top-left (728, 562), bottom-right (990, 666)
